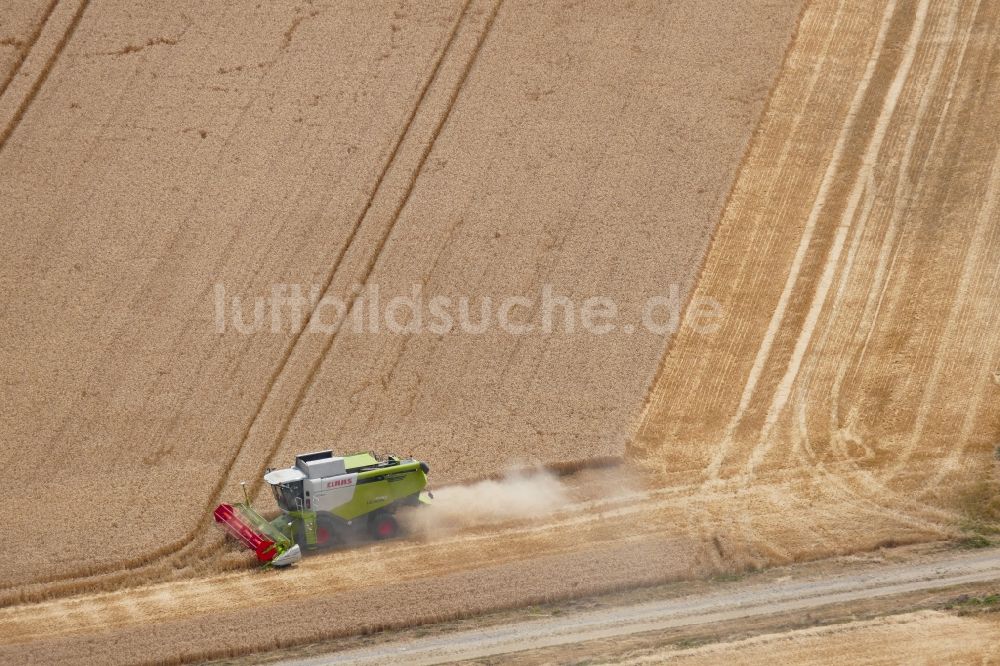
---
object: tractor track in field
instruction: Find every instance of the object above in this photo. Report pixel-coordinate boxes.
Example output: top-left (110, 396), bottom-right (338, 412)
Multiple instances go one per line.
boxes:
top-left (771, 0), bottom-right (999, 550)
top-left (184, 0), bottom-right (491, 564)
top-left (171, 0), bottom-right (506, 583)
top-left (0, 0), bottom-right (59, 99)
top-left (0, 0), bottom-right (89, 154)
top-left (226, 0), bottom-right (506, 536)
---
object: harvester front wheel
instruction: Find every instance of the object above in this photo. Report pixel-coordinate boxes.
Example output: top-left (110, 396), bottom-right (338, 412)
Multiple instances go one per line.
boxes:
top-left (369, 512), bottom-right (399, 540)
top-left (314, 514), bottom-right (340, 549)
top-left (295, 513), bottom-right (339, 550)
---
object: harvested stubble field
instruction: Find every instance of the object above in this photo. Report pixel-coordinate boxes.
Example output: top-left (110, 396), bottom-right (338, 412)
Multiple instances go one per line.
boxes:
top-left (622, 610), bottom-right (1000, 665)
top-left (632, 0), bottom-right (1000, 569)
top-left (1, 0), bottom-right (998, 662)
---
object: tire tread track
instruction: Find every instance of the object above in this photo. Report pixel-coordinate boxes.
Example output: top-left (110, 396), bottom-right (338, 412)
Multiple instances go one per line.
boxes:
top-left (239, 0), bottom-right (507, 504)
top-left (0, 0), bottom-right (60, 99)
top-left (0, 0), bottom-right (89, 155)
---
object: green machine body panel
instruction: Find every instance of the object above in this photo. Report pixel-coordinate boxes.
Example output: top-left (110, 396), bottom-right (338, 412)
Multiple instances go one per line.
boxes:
top-left (262, 450), bottom-right (431, 550)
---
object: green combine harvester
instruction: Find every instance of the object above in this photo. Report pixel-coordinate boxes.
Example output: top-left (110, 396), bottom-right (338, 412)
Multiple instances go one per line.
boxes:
top-left (214, 450), bottom-right (431, 567)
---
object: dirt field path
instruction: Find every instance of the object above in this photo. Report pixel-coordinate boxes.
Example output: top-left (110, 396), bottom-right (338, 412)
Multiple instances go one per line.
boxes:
top-left (272, 547), bottom-right (1000, 665)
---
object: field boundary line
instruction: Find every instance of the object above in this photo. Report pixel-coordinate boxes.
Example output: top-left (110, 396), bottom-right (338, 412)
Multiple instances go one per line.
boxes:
top-left (631, 0), bottom-right (817, 445)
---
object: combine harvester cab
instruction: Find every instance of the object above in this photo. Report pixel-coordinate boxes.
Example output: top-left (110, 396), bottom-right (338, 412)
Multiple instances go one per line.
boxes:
top-left (215, 450), bottom-right (431, 567)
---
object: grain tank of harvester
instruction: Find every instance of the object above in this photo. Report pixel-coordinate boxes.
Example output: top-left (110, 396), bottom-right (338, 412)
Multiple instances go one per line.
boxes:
top-left (214, 450), bottom-right (431, 567)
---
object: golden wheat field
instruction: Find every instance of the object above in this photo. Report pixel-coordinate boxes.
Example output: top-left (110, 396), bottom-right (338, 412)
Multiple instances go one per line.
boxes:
top-left (0, 0), bottom-right (997, 662)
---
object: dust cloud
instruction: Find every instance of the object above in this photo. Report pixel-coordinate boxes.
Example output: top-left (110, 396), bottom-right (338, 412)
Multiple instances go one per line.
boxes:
top-left (402, 468), bottom-right (571, 536)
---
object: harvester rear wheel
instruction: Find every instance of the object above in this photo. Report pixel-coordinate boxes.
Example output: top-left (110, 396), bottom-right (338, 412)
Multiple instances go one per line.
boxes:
top-left (369, 512), bottom-right (399, 540)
